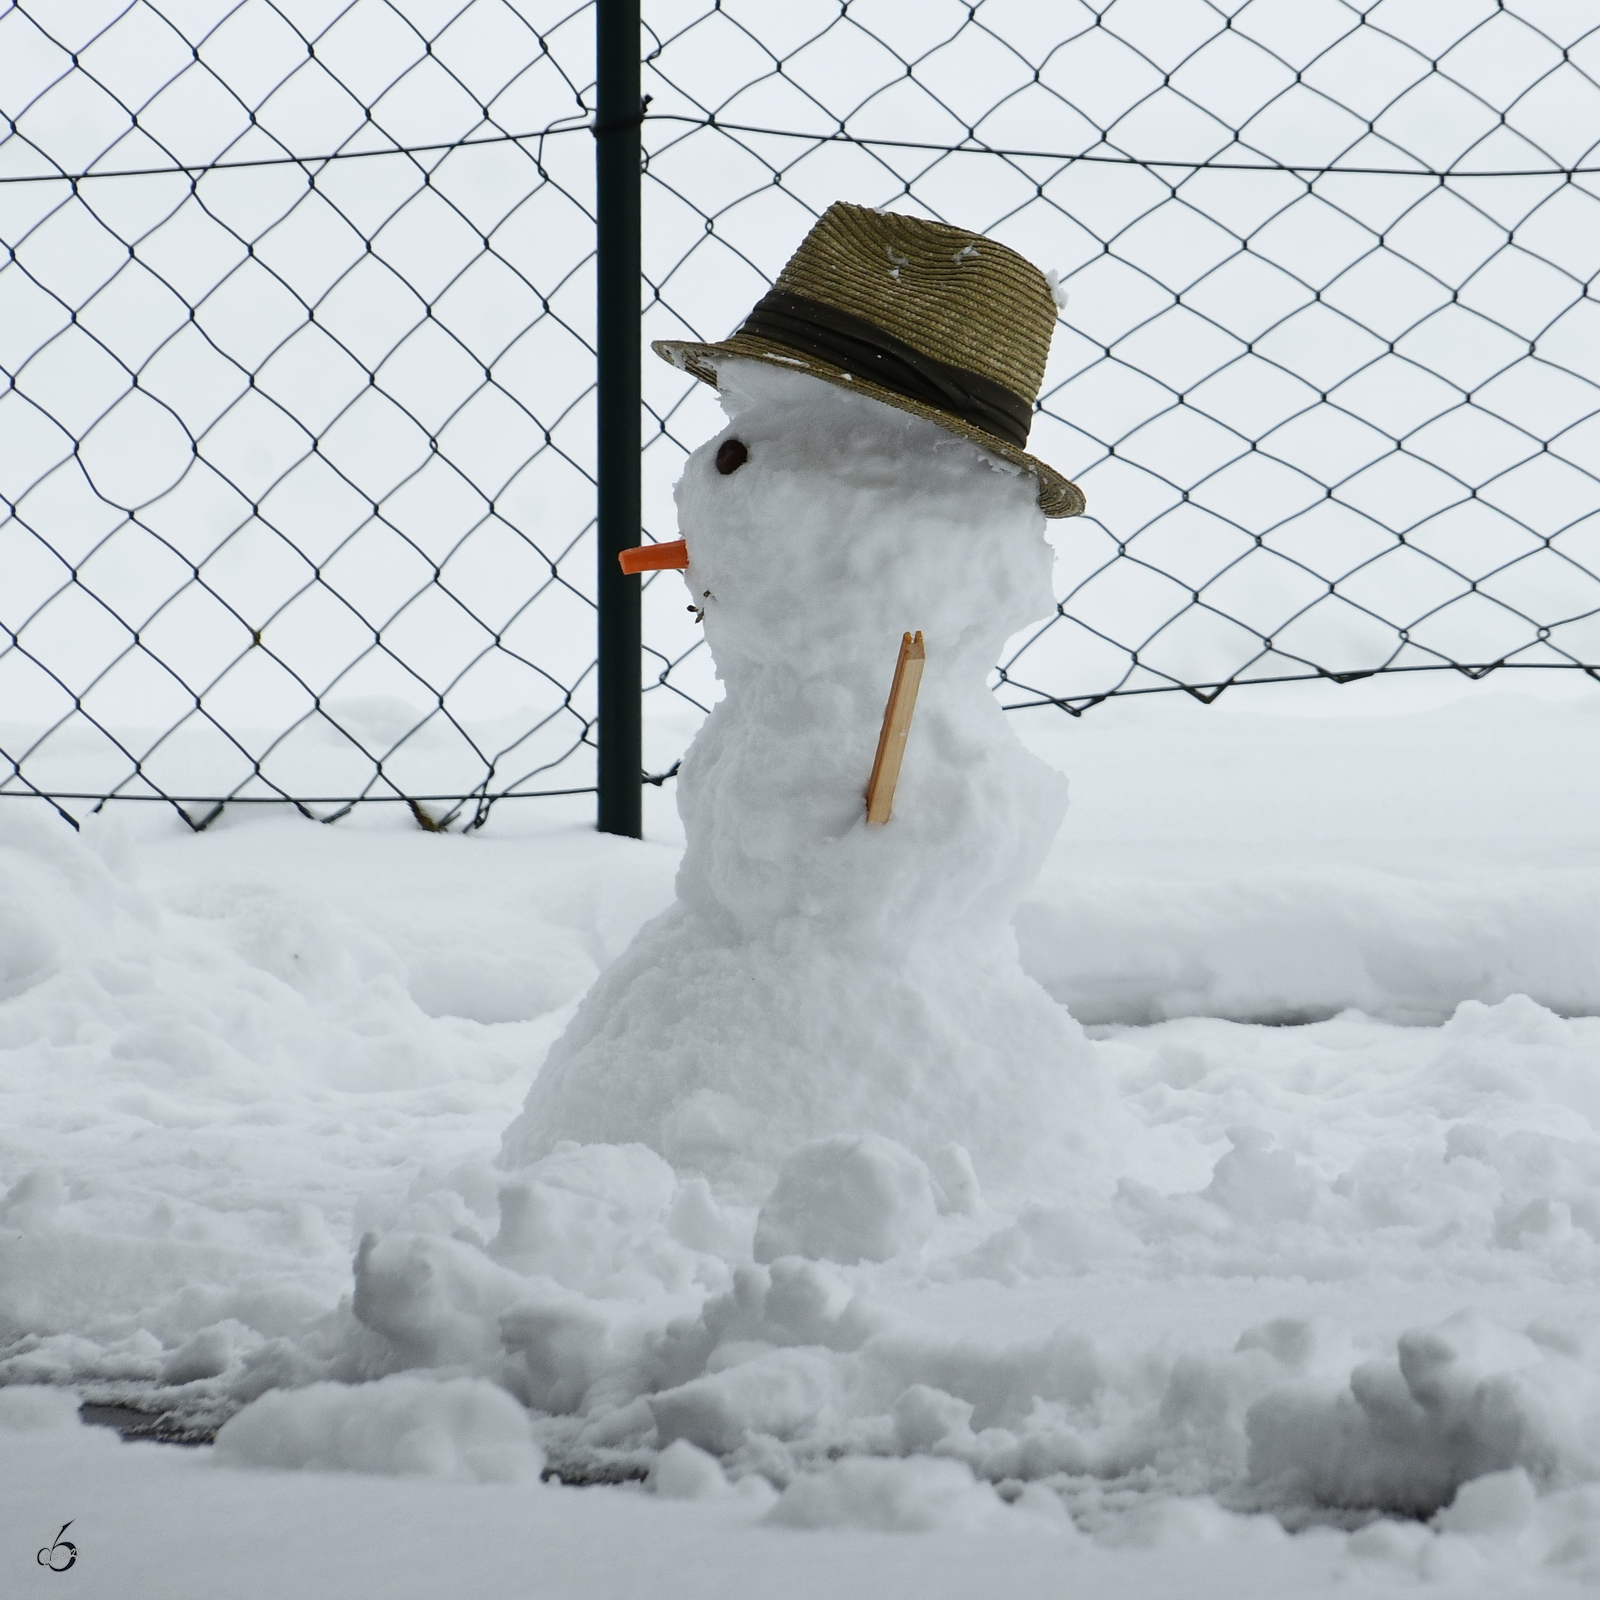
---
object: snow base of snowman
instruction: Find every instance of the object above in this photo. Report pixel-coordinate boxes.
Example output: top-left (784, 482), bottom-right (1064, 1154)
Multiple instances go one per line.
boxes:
top-left (501, 361), bottom-right (1119, 1211)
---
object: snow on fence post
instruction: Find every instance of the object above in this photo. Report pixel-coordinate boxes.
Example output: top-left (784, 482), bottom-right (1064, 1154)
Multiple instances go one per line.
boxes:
top-left (595, 0), bottom-right (644, 840)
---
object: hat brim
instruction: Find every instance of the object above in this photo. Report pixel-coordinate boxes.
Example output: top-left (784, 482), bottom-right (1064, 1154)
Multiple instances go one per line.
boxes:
top-left (652, 335), bottom-right (1086, 519)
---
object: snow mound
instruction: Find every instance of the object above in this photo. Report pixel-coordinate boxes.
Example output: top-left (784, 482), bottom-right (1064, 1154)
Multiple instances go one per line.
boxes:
top-left (1247, 1312), bottom-right (1600, 1513)
top-left (503, 362), bottom-right (1118, 1199)
top-left (754, 1135), bottom-right (937, 1264)
top-left (213, 1374), bottom-right (544, 1482)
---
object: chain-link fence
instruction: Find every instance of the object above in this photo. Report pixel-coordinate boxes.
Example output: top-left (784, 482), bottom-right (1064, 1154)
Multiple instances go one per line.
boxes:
top-left (4, 0), bottom-right (1599, 830)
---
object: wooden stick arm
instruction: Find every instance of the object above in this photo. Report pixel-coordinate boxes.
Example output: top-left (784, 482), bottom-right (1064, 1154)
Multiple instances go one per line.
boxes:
top-left (865, 631), bottom-right (925, 826)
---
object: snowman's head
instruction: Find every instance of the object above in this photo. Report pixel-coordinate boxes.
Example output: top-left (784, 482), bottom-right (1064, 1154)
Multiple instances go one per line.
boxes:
top-left (675, 360), bottom-right (1057, 674)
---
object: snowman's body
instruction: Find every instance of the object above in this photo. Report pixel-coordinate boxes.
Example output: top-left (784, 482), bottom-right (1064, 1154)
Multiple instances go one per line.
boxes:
top-left (502, 362), bottom-right (1107, 1199)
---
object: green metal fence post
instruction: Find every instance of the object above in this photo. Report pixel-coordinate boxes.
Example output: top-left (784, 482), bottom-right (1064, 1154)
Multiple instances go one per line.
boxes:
top-left (595, 0), bottom-right (643, 838)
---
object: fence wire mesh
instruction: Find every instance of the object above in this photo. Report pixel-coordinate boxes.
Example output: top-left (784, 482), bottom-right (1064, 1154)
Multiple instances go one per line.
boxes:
top-left (3, 0), bottom-right (1599, 828)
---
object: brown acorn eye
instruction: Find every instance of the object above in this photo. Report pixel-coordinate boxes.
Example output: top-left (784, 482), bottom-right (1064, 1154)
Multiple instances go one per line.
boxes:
top-left (715, 438), bottom-right (748, 475)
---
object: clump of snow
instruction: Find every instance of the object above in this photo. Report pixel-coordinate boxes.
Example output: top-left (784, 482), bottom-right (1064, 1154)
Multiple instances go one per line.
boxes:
top-left (159, 1320), bottom-right (256, 1384)
top-left (753, 1134), bottom-right (937, 1264)
top-left (1435, 1466), bottom-right (1538, 1536)
top-left (648, 1437), bottom-right (730, 1499)
top-left (214, 1374), bottom-right (545, 1482)
top-left (1101, 1495), bottom-right (1283, 1551)
top-left (348, 1139), bottom-right (747, 1403)
top-left (648, 1344), bottom-right (841, 1458)
top-left (765, 1456), bottom-right (1012, 1532)
top-left (503, 362), bottom-right (1117, 1200)
top-left (1202, 1128), bottom-right (1317, 1226)
top-left (1247, 1311), bottom-right (1600, 1514)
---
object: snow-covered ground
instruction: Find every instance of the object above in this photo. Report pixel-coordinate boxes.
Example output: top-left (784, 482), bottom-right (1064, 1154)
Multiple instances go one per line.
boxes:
top-left (6, 677), bottom-right (1600, 1597)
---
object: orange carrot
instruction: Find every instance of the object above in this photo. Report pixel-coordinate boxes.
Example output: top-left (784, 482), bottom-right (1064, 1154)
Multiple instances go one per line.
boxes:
top-left (618, 539), bottom-right (689, 574)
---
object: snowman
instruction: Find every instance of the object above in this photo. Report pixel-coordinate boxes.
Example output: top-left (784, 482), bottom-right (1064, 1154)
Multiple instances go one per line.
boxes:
top-left (503, 202), bottom-right (1114, 1210)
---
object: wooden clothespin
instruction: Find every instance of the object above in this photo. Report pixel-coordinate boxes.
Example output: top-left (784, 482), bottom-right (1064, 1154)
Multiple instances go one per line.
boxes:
top-left (865, 631), bottom-right (925, 825)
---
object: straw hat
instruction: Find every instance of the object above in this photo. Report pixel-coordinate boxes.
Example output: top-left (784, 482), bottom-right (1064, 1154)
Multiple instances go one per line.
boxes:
top-left (652, 201), bottom-right (1085, 518)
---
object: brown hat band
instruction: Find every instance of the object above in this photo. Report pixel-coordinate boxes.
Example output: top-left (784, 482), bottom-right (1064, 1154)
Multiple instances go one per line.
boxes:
top-left (736, 289), bottom-right (1035, 449)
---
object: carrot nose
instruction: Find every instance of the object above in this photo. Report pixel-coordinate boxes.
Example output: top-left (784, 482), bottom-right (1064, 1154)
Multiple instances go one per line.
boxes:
top-left (617, 539), bottom-right (689, 575)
